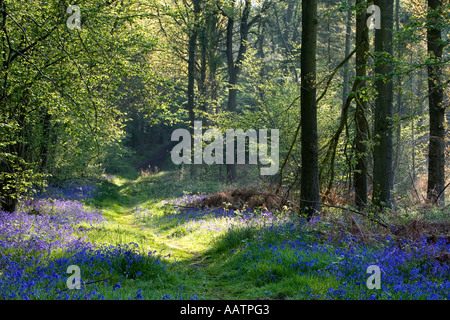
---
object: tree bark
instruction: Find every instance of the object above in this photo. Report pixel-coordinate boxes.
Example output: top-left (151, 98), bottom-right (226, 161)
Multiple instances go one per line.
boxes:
top-left (39, 108), bottom-right (52, 173)
top-left (187, 0), bottom-right (201, 178)
top-left (342, 6), bottom-right (352, 107)
top-left (372, 0), bottom-right (394, 209)
top-left (354, 0), bottom-right (370, 209)
top-left (224, 0), bottom-right (252, 183)
top-left (225, 12), bottom-right (237, 182)
top-left (300, 0), bottom-right (321, 217)
top-left (426, 0), bottom-right (445, 204)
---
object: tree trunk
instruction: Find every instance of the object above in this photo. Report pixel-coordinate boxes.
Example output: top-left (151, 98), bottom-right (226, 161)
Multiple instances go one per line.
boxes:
top-left (39, 108), bottom-right (52, 173)
top-left (326, 2), bottom-right (332, 71)
top-left (426, 0), bottom-right (445, 204)
top-left (372, 0), bottom-right (394, 209)
top-left (342, 6), bottom-right (352, 107)
top-left (225, 13), bottom-right (237, 182)
top-left (354, 0), bottom-right (370, 209)
top-left (198, 25), bottom-right (208, 119)
top-left (205, 6), bottom-right (222, 181)
top-left (187, 0), bottom-right (201, 178)
top-left (300, 0), bottom-right (321, 217)
top-left (393, 0), bottom-right (403, 185)
top-left (224, 0), bottom-right (252, 183)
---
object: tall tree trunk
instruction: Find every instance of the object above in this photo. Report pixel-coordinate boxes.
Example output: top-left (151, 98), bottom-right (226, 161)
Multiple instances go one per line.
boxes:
top-left (257, 19), bottom-right (266, 99)
top-left (426, 0), bottom-right (445, 204)
top-left (326, 1), bottom-right (332, 71)
top-left (342, 6), bottom-right (352, 107)
top-left (354, 0), bottom-right (370, 209)
top-left (408, 53), bottom-right (417, 186)
top-left (300, 0), bottom-right (321, 217)
top-left (226, 6), bottom-right (239, 114)
top-left (372, 0), bottom-right (394, 209)
top-left (224, 0), bottom-right (252, 183)
top-left (205, 6), bottom-right (222, 181)
top-left (198, 25), bottom-right (208, 120)
top-left (393, 0), bottom-right (403, 185)
top-left (0, 0), bottom-right (14, 212)
top-left (225, 13), bottom-right (237, 182)
top-left (187, 0), bottom-right (201, 178)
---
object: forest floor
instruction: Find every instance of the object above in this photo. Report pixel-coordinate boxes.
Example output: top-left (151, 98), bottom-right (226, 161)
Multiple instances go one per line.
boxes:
top-left (1, 170), bottom-right (449, 300)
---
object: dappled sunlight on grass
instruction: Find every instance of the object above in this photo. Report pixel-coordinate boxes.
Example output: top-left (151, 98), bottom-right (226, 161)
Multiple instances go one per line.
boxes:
top-left (1, 171), bottom-right (449, 300)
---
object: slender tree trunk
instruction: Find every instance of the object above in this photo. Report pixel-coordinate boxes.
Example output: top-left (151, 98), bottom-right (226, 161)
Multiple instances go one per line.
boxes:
top-left (409, 53), bottom-right (417, 185)
top-left (393, 0), bottom-right (403, 185)
top-left (372, 0), bottom-right (394, 209)
top-left (224, 0), bottom-right (252, 183)
top-left (0, 3), bottom-right (14, 212)
top-left (225, 13), bottom-right (237, 182)
top-left (327, 2), bottom-right (332, 71)
top-left (300, 0), bottom-right (321, 217)
top-left (187, 4), bottom-right (198, 133)
top-left (426, 0), bottom-right (445, 204)
top-left (226, 15), bottom-right (238, 114)
top-left (205, 7), bottom-right (222, 181)
top-left (342, 6), bottom-right (352, 107)
top-left (198, 25), bottom-right (207, 119)
top-left (187, 0), bottom-right (201, 178)
top-left (257, 19), bottom-right (266, 99)
top-left (39, 108), bottom-right (52, 173)
top-left (354, 0), bottom-right (370, 209)
top-left (411, 61), bottom-right (419, 184)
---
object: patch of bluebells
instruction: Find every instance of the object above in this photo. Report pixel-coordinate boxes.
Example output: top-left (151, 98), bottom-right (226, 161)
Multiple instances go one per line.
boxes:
top-left (0, 242), bottom-right (165, 300)
top-left (0, 188), bottom-right (194, 300)
top-left (3, 187), bottom-right (449, 300)
top-left (139, 195), bottom-right (299, 235)
top-left (155, 201), bottom-right (449, 300)
top-left (35, 184), bottom-right (98, 201)
top-left (159, 194), bottom-right (209, 209)
top-left (161, 286), bottom-right (199, 300)
top-left (0, 199), bottom-right (104, 252)
top-left (239, 233), bottom-right (450, 300)
top-left (132, 206), bottom-right (155, 220)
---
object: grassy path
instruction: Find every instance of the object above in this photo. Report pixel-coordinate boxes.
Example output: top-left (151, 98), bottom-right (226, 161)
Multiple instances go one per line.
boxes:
top-left (85, 172), bottom-right (241, 299)
top-left (82, 172), bottom-right (344, 300)
top-left (80, 172), bottom-right (450, 300)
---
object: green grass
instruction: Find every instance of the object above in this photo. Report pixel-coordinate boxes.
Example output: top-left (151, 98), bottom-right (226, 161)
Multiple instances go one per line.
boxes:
top-left (80, 172), bottom-right (324, 299)
top-left (72, 170), bottom-right (449, 300)
top-left (75, 171), bottom-right (227, 299)
top-left (78, 171), bottom-right (325, 299)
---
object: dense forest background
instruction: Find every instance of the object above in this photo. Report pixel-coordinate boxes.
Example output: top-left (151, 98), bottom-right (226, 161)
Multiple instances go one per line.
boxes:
top-left (1, 0), bottom-right (449, 215)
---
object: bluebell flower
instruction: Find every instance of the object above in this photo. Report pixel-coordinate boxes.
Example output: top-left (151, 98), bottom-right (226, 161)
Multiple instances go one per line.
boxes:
top-left (113, 282), bottom-right (122, 291)
top-left (134, 290), bottom-right (143, 300)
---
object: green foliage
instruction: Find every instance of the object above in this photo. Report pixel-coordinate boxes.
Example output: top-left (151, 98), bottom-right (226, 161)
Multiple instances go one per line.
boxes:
top-left (1, 0), bottom-right (449, 213)
top-left (0, 0), bottom-right (166, 208)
